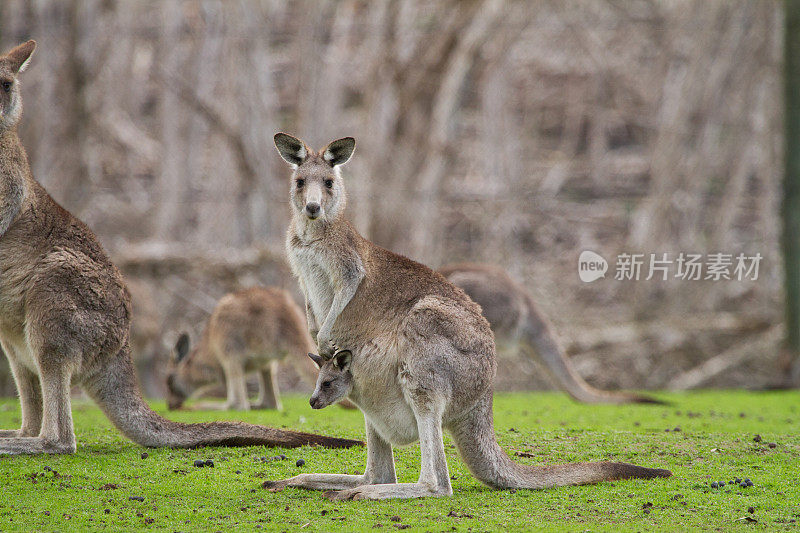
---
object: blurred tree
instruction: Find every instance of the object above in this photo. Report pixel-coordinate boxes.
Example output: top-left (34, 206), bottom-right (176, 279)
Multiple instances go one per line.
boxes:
top-left (783, 0), bottom-right (800, 387)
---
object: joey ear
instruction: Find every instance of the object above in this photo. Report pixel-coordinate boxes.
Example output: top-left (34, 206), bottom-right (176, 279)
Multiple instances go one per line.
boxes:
top-left (322, 137), bottom-right (355, 167)
top-left (174, 333), bottom-right (191, 362)
top-left (5, 40), bottom-right (36, 73)
top-left (274, 133), bottom-right (309, 166)
top-left (307, 352), bottom-right (325, 368)
top-left (333, 350), bottom-right (352, 371)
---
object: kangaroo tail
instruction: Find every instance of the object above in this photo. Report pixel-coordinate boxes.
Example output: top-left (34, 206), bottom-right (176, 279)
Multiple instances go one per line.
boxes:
top-left (521, 294), bottom-right (664, 405)
top-left (450, 394), bottom-right (671, 489)
top-left (84, 346), bottom-right (363, 449)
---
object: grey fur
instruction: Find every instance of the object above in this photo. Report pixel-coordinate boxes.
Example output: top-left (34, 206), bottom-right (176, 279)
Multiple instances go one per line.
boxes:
top-left (266, 134), bottom-right (671, 500)
top-left (0, 45), bottom-right (362, 454)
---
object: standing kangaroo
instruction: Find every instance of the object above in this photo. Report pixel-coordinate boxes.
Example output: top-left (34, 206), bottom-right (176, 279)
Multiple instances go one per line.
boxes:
top-left (166, 286), bottom-right (321, 411)
top-left (439, 263), bottom-right (661, 404)
top-left (0, 42), bottom-right (361, 454)
top-left (264, 133), bottom-right (670, 500)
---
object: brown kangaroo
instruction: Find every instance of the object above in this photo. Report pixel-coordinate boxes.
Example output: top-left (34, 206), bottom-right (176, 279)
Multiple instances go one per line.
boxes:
top-left (439, 263), bottom-right (661, 404)
top-left (264, 133), bottom-right (670, 500)
top-left (0, 42), bottom-right (361, 454)
top-left (166, 286), bottom-right (322, 411)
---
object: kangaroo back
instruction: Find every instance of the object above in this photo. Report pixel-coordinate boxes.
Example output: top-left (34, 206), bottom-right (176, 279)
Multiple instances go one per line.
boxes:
top-left (440, 263), bottom-right (662, 405)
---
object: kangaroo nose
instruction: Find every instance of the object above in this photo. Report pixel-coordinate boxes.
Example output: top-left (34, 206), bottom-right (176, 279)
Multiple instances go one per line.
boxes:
top-left (305, 202), bottom-right (320, 216)
top-left (309, 396), bottom-right (319, 409)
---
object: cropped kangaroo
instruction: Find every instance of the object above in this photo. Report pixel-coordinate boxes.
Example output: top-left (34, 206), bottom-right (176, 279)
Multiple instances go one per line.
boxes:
top-left (439, 263), bottom-right (661, 404)
top-left (0, 42), bottom-right (361, 454)
top-left (264, 133), bottom-right (670, 500)
top-left (166, 286), bottom-right (321, 411)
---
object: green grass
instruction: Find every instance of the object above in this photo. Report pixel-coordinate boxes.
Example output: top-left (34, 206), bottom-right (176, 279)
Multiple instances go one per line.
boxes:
top-left (0, 391), bottom-right (798, 532)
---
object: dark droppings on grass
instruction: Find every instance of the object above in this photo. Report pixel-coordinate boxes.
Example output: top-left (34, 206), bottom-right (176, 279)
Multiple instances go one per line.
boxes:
top-left (0, 392), bottom-right (797, 531)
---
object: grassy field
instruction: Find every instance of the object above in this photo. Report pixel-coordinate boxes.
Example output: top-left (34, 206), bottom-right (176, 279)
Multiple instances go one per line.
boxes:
top-left (0, 391), bottom-right (797, 532)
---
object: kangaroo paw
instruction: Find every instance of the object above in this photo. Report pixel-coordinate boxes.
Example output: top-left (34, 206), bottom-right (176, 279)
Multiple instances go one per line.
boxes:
top-left (323, 489), bottom-right (358, 501)
top-left (262, 479), bottom-right (289, 492)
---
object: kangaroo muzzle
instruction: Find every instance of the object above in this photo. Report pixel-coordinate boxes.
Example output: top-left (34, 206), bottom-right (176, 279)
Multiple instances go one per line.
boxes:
top-left (305, 202), bottom-right (321, 219)
top-left (309, 394), bottom-right (326, 409)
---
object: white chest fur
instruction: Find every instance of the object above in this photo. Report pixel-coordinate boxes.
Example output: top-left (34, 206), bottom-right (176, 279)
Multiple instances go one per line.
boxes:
top-left (286, 241), bottom-right (334, 327)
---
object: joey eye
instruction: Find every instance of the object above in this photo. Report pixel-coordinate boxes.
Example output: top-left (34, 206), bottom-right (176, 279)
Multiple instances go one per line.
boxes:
top-left (324, 179), bottom-right (333, 189)
top-left (322, 381), bottom-right (332, 388)
top-left (1, 81), bottom-right (11, 93)
top-left (296, 178), bottom-right (305, 188)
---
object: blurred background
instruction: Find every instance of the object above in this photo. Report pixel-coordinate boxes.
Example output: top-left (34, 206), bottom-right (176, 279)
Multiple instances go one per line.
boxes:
top-left (0, 0), bottom-right (789, 397)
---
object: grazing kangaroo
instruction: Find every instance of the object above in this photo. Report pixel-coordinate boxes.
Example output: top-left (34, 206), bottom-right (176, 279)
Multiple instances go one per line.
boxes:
top-left (264, 133), bottom-right (670, 500)
top-left (166, 286), bottom-right (321, 411)
top-left (0, 42), bottom-right (361, 454)
top-left (439, 263), bottom-right (661, 404)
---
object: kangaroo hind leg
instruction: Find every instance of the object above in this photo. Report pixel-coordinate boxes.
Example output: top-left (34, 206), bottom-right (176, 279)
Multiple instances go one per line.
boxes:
top-left (255, 360), bottom-right (282, 410)
top-left (326, 398), bottom-right (451, 501)
top-left (221, 359), bottom-right (250, 410)
top-left (0, 350), bottom-right (43, 438)
top-left (0, 351), bottom-right (76, 455)
top-left (264, 419), bottom-right (396, 492)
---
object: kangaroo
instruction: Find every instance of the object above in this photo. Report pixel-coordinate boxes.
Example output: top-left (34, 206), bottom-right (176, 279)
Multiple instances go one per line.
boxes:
top-left (438, 263), bottom-right (661, 404)
top-left (0, 42), bottom-right (361, 454)
top-left (166, 286), bottom-right (322, 411)
top-left (263, 133), bottom-right (670, 500)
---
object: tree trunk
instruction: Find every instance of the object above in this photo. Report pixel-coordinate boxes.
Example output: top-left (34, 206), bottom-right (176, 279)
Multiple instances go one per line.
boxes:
top-left (782, 0), bottom-right (800, 386)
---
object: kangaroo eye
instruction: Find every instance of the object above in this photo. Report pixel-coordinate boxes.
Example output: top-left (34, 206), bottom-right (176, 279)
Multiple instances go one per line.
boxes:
top-left (296, 178), bottom-right (305, 188)
top-left (324, 179), bottom-right (333, 189)
top-left (1, 81), bottom-right (11, 92)
top-left (322, 381), bottom-right (332, 388)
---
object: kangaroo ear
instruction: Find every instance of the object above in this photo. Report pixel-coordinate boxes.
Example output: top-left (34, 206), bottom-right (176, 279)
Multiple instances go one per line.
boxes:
top-left (307, 352), bottom-right (325, 368)
top-left (4, 40), bottom-right (36, 73)
top-left (322, 137), bottom-right (355, 167)
top-left (333, 350), bottom-right (352, 371)
top-left (274, 133), bottom-right (309, 166)
top-left (174, 333), bottom-right (191, 362)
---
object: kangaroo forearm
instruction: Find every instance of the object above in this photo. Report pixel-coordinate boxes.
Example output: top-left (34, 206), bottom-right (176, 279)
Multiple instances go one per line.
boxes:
top-left (0, 183), bottom-right (24, 236)
top-left (306, 302), bottom-right (319, 340)
top-left (319, 274), bottom-right (363, 339)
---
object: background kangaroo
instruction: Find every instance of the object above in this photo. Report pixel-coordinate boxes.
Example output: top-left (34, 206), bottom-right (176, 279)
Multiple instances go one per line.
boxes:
top-left (264, 133), bottom-right (670, 500)
top-left (166, 286), bottom-right (322, 411)
top-left (439, 263), bottom-right (661, 404)
top-left (0, 42), bottom-right (360, 454)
